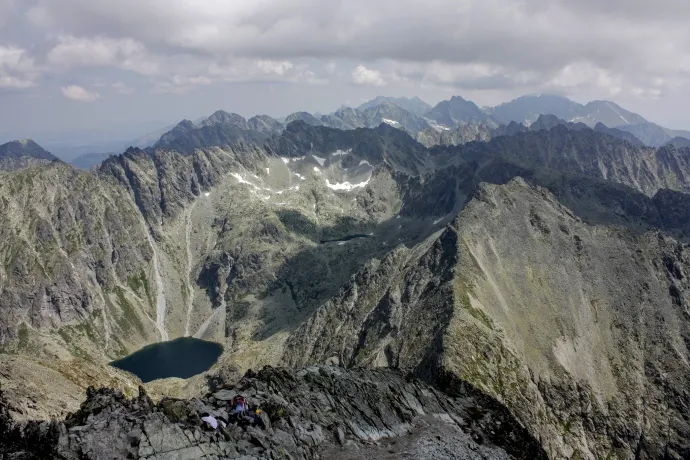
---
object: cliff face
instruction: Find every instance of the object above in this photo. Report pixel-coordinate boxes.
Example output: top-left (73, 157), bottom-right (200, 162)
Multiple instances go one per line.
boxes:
top-left (284, 178), bottom-right (690, 459)
top-left (0, 163), bottom-right (156, 348)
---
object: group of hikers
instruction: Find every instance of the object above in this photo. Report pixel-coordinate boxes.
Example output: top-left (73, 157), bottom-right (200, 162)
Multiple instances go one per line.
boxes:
top-left (200, 395), bottom-right (262, 432)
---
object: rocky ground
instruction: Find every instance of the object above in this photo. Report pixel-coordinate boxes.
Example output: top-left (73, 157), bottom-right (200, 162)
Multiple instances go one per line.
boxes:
top-left (0, 366), bottom-right (545, 460)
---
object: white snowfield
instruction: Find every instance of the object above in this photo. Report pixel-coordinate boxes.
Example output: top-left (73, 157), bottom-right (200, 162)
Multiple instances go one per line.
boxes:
top-left (325, 176), bottom-right (371, 191)
top-left (382, 118), bottom-right (400, 126)
top-left (313, 155), bottom-right (326, 166)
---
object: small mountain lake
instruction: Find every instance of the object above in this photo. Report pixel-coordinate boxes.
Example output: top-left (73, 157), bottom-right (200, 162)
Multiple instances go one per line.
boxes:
top-left (110, 337), bottom-right (223, 383)
top-left (320, 234), bottom-right (371, 244)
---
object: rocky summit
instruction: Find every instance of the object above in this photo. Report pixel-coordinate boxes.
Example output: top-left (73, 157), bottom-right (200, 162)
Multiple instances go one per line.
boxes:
top-left (1, 366), bottom-right (545, 460)
top-left (1, 105), bottom-right (690, 459)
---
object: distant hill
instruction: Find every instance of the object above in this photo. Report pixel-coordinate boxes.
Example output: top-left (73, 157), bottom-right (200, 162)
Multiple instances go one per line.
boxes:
top-left (665, 136), bottom-right (690, 148)
top-left (484, 94), bottom-right (690, 147)
top-left (0, 139), bottom-right (60, 171)
top-left (357, 96), bottom-right (432, 116)
top-left (69, 152), bottom-right (116, 170)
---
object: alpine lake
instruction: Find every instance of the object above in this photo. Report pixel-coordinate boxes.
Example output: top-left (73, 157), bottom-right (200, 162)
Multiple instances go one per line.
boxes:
top-left (110, 337), bottom-right (223, 383)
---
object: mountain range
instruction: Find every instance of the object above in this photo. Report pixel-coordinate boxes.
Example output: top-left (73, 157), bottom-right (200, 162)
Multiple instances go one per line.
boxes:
top-left (53, 93), bottom-right (690, 172)
top-left (145, 93), bottom-right (690, 154)
top-left (1, 94), bottom-right (690, 458)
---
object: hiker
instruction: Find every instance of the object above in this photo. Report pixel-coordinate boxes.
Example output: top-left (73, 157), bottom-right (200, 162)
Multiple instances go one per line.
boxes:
top-left (201, 413), bottom-right (227, 430)
top-left (200, 412), bottom-right (219, 430)
top-left (230, 396), bottom-right (247, 416)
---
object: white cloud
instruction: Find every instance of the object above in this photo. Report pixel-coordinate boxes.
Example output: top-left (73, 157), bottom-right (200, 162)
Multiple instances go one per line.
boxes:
top-left (61, 85), bottom-right (100, 102)
top-left (25, 5), bottom-right (53, 27)
top-left (256, 60), bottom-right (293, 76)
top-left (47, 35), bottom-right (158, 75)
top-left (23, 0), bottom-right (690, 99)
top-left (351, 65), bottom-right (385, 86)
top-left (207, 59), bottom-right (325, 84)
top-left (0, 0), bottom-right (688, 128)
top-left (0, 46), bottom-right (37, 89)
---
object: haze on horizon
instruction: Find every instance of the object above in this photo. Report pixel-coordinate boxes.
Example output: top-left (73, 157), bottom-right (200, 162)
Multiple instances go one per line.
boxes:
top-left (1, 0), bottom-right (690, 148)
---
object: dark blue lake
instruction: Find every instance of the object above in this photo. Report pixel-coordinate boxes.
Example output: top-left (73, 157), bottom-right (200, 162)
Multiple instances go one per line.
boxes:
top-left (110, 337), bottom-right (223, 383)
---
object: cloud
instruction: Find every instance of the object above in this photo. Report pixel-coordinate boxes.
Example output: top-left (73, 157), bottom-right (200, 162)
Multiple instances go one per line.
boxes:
top-left (112, 81), bottom-right (133, 94)
top-left (47, 35), bottom-right (158, 75)
top-left (0, 46), bottom-right (37, 89)
top-left (61, 85), bottom-right (100, 102)
top-left (153, 75), bottom-right (213, 94)
top-left (324, 61), bottom-right (336, 75)
top-left (17, 0), bottom-right (689, 99)
top-left (351, 65), bottom-right (385, 86)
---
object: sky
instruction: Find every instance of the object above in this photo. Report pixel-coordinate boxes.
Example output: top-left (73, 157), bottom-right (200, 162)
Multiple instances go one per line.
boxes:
top-left (2, 0), bottom-right (690, 153)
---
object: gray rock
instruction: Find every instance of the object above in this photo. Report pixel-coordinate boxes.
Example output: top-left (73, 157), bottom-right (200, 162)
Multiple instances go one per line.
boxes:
top-left (1, 367), bottom-right (544, 459)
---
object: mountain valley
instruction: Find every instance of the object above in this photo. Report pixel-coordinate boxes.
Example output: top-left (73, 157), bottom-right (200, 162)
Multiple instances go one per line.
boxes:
top-left (1, 95), bottom-right (690, 459)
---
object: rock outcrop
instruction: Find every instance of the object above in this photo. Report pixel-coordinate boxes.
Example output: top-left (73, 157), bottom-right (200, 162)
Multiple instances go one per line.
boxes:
top-left (1, 366), bottom-right (546, 459)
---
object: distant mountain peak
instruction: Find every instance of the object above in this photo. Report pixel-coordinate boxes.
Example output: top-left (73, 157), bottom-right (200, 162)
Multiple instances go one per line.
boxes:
top-left (284, 111), bottom-right (323, 126)
top-left (356, 96), bottom-right (432, 116)
top-left (0, 139), bottom-right (59, 171)
top-left (0, 139), bottom-right (56, 160)
top-left (201, 110), bottom-right (248, 128)
top-left (424, 95), bottom-right (489, 128)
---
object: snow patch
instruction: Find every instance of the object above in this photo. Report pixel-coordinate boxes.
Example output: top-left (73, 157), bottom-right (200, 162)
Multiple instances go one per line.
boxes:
top-left (266, 168), bottom-right (270, 175)
top-left (281, 156), bottom-right (305, 164)
top-left (338, 241), bottom-right (348, 246)
top-left (382, 118), bottom-right (400, 126)
top-left (204, 192), bottom-right (210, 197)
top-left (325, 176), bottom-right (371, 191)
top-left (313, 155), bottom-right (326, 166)
top-left (433, 217), bottom-right (444, 225)
top-left (313, 167), bottom-right (320, 173)
top-left (359, 160), bottom-right (372, 167)
top-left (231, 173), bottom-right (253, 186)
top-left (332, 149), bottom-right (350, 156)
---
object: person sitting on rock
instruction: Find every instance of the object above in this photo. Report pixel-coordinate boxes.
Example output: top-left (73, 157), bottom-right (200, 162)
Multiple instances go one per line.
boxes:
top-left (230, 396), bottom-right (247, 416)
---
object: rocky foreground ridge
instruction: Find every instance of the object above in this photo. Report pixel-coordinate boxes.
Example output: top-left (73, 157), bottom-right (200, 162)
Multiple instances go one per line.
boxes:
top-left (0, 366), bottom-right (545, 460)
